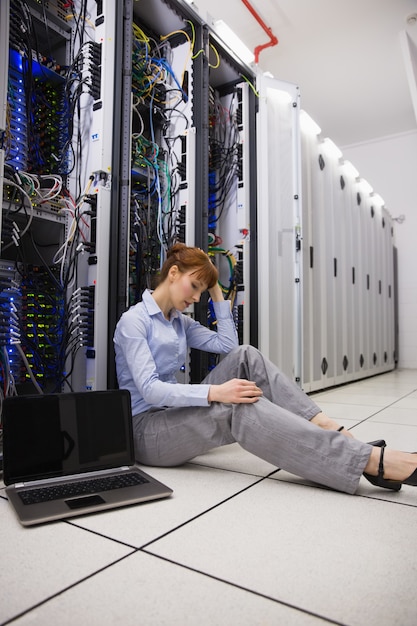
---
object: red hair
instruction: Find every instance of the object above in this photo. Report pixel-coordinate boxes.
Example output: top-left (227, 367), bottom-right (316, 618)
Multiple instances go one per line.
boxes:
top-left (158, 243), bottom-right (218, 288)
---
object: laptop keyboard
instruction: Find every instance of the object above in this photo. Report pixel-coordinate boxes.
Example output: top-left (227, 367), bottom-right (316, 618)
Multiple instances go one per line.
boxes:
top-left (18, 472), bottom-right (149, 505)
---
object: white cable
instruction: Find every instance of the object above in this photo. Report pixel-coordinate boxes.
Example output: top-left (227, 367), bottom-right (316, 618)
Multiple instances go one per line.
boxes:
top-left (14, 344), bottom-right (43, 394)
top-left (3, 178), bottom-right (34, 240)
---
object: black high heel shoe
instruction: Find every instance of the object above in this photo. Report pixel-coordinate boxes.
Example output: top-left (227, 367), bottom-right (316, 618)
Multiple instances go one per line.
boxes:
top-left (403, 455), bottom-right (417, 486)
top-left (367, 439), bottom-right (386, 448)
top-left (404, 469), bottom-right (417, 486)
top-left (363, 446), bottom-right (402, 491)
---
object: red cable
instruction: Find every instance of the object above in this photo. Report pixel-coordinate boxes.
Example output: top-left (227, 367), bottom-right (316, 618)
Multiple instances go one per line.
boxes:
top-left (241, 0), bottom-right (278, 63)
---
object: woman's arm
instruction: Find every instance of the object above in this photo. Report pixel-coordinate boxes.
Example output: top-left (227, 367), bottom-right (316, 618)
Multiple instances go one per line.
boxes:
top-left (185, 296), bottom-right (238, 353)
top-left (115, 312), bottom-right (212, 410)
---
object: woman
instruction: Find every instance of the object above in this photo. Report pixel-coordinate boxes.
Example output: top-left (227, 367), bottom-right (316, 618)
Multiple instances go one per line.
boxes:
top-left (114, 243), bottom-right (417, 494)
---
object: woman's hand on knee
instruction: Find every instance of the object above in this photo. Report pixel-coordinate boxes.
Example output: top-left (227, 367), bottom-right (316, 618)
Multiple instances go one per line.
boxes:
top-left (208, 379), bottom-right (262, 404)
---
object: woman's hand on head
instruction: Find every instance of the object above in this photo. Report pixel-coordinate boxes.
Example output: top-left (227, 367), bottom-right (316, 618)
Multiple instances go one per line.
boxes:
top-left (208, 282), bottom-right (224, 302)
top-left (208, 379), bottom-right (262, 404)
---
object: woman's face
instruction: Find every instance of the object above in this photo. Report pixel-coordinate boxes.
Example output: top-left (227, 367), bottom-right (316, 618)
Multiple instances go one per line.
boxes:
top-left (170, 268), bottom-right (208, 311)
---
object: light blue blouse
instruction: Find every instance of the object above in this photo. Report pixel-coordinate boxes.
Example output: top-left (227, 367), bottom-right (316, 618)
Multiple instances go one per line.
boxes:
top-left (113, 289), bottom-right (239, 415)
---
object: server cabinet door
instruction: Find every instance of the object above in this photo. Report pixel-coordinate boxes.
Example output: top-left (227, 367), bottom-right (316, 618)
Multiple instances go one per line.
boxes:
top-left (256, 74), bottom-right (302, 385)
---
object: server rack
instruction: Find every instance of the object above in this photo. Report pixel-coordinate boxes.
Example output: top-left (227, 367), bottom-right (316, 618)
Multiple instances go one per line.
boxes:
top-left (0, 0), bottom-right (118, 395)
top-left (256, 74), bottom-right (302, 383)
top-left (1, 0), bottom-right (74, 396)
top-left (343, 162), bottom-right (363, 383)
top-left (107, 0), bottom-right (258, 388)
top-left (300, 123), bottom-right (396, 392)
top-left (202, 20), bottom-right (258, 375)
top-left (335, 157), bottom-right (355, 385)
top-left (0, 1), bottom-right (9, 249)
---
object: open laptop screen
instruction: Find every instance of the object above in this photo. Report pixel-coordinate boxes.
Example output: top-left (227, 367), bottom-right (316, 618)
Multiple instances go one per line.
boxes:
top-left (3, 390), bottom-right (134, 485)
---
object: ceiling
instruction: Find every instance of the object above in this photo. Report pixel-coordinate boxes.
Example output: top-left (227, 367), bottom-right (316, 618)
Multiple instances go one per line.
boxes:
top-left (188, 0), bottom-right (417, 147)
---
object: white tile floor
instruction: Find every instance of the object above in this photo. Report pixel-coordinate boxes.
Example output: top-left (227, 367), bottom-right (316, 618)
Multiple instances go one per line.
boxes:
top-left (1, 368), bottom-right (417, 626)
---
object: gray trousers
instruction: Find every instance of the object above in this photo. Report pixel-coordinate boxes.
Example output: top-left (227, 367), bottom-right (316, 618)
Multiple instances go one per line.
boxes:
top-left (132, 345), bottom-right (372, 494)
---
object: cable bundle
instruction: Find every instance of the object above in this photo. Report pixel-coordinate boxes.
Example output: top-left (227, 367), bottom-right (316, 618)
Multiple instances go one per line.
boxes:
top-left (129, 22), bottom-right (193, 302)
top-left (7, 2), bottom-right (71, 175)
top-left (0, 166), bottom-right (97, 393)
top-left (208, 89), bottom-right (241, 229)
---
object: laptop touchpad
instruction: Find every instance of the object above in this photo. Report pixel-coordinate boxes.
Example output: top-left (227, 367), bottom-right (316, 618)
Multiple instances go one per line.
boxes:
top-left (65, 495), bottom-right (105, 509)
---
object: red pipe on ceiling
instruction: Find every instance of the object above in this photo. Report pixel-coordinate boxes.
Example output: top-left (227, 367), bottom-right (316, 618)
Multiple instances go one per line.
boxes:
top-left (241, 0), bottom-right (278, 64)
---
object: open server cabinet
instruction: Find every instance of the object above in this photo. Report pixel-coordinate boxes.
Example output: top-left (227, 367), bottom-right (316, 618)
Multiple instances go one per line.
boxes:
top-left (107, 0), bottom-right (260, 387)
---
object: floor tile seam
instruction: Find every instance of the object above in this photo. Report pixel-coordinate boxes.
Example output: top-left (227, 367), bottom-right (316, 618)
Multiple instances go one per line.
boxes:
top-left (138, 474), bottom-right (279, 550)
top-left (64, 475), bottom-right (281, 554)
top-left (187, 460), bottom-right (279, 479)
top-left (311, 390), bottom-right (417, 405)
top-left (1, 475), bottom-right (281, 551)
top-left (266, 475), bottom-right (417, 507)
top-left (343, 389), bottom-right (417, 412)
top-left (65, 518), bottom-right (142, 550)
top-left (346, 402), bottom-right (417, 429)
top-left (316, 401), bottom-right (410, 409)
top-left (348, 419), bottom-right (417, 434)
top-left (359, 494), bottom-right (417, 508)
top-left (317, 402), bottom-right (415, 411)
top-left (0, 551), bottom-right (137, 626)
top-left (388, 388), bottom-right (417, 402)
top-left (360, 419), bottom-right (417, 428)
top-left (140, 550), bottom-right (347, 626)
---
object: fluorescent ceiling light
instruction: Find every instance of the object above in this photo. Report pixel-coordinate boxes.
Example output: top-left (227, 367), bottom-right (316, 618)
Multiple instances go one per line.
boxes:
top-left (213, 19), bottom-right (255, 65)
top-left (300, 110), bottom-right (321, 136)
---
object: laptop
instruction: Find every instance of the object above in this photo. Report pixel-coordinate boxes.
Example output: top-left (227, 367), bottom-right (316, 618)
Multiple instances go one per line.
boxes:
top-left (2, 389), bottom-right (173, 526)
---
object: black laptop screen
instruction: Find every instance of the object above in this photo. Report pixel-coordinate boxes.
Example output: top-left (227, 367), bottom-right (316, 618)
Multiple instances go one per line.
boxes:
top-left (3, 390), bottom-right (134, 485)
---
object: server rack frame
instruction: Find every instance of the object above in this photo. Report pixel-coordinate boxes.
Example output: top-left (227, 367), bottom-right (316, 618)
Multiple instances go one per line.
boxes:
top-left (1, 0), bottom-right (75, 394)
top-left (0, 0), bottom-right (6, 239)
top-left (106, 0), bottom-right (258, 388)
